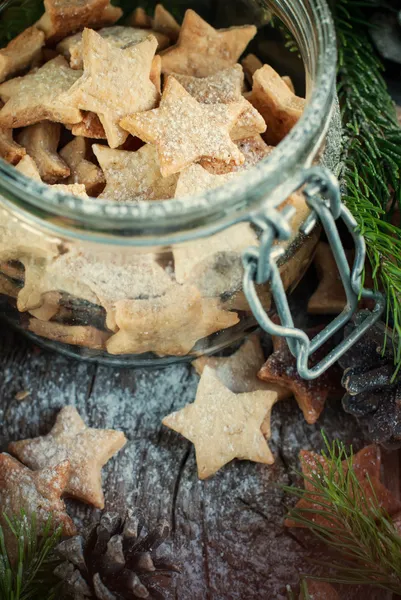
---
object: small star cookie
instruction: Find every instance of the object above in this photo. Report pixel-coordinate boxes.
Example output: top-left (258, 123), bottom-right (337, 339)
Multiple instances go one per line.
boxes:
top-left (9, 405), bottom-right (127, 509)
top-left (160, 9), bottom-right (257, 77)
top-left (60, 137), bottom-right (105, 196)
top-left (285, 445), bottom-right (401, 529)
top-left (17, 121), bottom-right (70, 183)
top-left (57, 26), bottom-right (170, 70)
top-left (307, 242), bottom-right (349, 314)
top-left (121, 76), bottom-right (246, 177)
top-left (163, 366), bottom-right (276, 479)
top-left (0, 26), bottom-right (45, 83)
top-left (93, 143), bottom-right (178, 201)
top-left (248, 65), bottom-right (305, 145)
top-left (63, 29), bottom-right (159, 148)
top-left (36, 0), bottom-right (123, 43)
top-left (0, 56), bottom-right (82, 129)
top-left (258, 328), bottom-right (342, 424)
top-left (106, 285), bottom-right (239, 356)
top-left (0, 453), bottom-right (76, 559)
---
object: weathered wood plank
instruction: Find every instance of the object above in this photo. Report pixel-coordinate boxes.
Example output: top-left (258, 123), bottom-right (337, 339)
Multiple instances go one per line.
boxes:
top-left (0, 322), bottom-right (395, 599)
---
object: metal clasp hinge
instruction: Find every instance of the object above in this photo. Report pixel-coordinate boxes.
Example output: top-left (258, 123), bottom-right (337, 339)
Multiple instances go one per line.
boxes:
top-left (242, 166), bottom-right (385, 381)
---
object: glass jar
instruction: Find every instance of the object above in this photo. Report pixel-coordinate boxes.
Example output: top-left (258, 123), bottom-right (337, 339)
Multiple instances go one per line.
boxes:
top-left (0, 0), bottom-right (340, 366)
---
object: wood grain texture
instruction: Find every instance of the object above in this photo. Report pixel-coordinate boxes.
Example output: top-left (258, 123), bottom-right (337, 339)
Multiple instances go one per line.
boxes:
top-left (0, 322), bottom-right (395, 599)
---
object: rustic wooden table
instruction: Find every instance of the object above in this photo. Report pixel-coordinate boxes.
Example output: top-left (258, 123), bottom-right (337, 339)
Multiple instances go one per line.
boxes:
top-left (0, 322), bottom-right (398, 600)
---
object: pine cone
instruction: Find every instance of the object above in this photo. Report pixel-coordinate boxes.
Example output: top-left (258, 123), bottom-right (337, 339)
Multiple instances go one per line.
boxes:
top-left (339, 311), bottom-right (401, 449)
top-left (54, 510), bottom-right (179, 600)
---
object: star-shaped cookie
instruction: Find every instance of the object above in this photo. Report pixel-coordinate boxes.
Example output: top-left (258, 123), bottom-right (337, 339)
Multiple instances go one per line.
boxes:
top-left (121, 76), bottom-right (246, 176)
top-left (60, 137), bottom-right (105, 196)
top-left (160, 9), bottom-right (257, 77)
top-left (9, 406), bottom-right (127, 509)
top-left (0, 56), bottom-right (82, 129)
top-left (17, 121), bottom-right (70, 183)
top-left (285, 445), bottom-right (401, 529)
top-left (36, 0), bottom-right (123, 43)
top-left (258, 328), bottom-right (342, 424)
top-left (153, 4), bottom-right (181, 42)
top-left (0, 453), bottom-right (76, 559)
top-left (63, 29), bottom-right (159, 148)
top-left (0, 26), bottom-right (45, 83)
top-left (106, 285), bottom-right (239, 356)
top-left (299, 581), bottom-right (340, 600)
top-left (57, 25), bottom-right (170, 70)
top-left (93, 143), bottom-right (178, 201)
top-left (163, 366), bottom-right (275, 479)
top-left (193, 333), bottom-right (289, 437)
top-left (172, 66), bottom-right (266, 141)
top-left (193, 333), bottom-right (291, 399)
top-left (174, 163), bottom-right (235, 198)
top-left (248, 64), bottom-right (305, 145)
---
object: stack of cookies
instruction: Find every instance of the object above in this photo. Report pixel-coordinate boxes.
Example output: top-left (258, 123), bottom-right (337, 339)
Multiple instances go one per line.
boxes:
top-left (0, 1), bottom-right (308, 357)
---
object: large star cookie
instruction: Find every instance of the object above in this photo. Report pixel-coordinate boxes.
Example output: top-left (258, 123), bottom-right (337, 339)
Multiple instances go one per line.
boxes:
top-left (106, 285), bottom-right (239, 356)
top-left (160, 9), bottom-right (256, 77)
top-left (9, 406), bottom-right (127, 509)
top-left (63, 28), bottom-right (159, 148)
top-left (0, 56), bottom-right (82, 129)
top-left (121, 76), bottom-right (246, 176)
top-left (163, 366), bottom-right (276, 479)
top-left (0, 453), bottom-right (76, 559)
top-left (285, 445), bottom-right (401, 529)
top-left (36, 0), bottom-right (122, 43)
top-left (93, 143), bottom-right (178, 201)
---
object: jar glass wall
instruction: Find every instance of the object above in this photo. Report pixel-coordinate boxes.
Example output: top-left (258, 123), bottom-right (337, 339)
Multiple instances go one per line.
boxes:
top-left (0, 0), bottom-right (339, 365)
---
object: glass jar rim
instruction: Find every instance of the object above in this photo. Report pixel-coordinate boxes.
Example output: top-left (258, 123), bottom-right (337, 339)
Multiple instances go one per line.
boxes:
top-left (0, 0), bottom-right (337, 240)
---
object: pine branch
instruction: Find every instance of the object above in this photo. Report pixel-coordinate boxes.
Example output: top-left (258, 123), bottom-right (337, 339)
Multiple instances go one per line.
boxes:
top-left (0, 512), bottom-right (63, 600)
top-left (284, 435), bottom-right (401, 593)
top-left (333, 0), bottom-right (401, 366)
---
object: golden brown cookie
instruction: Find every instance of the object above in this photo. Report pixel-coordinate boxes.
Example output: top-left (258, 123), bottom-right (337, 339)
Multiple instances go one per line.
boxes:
top-left (9, 406), bottom-right (126, 509)
top-left (57, 26), bottom-right (170, 70)
top-left (0, 127), bottom-right (26, 164)
top-left (121, 76), bottom-right (246, 176)
top-left (163, 366), bottom-right (276, 479)
top-left (106, 285), bottom-right (239, 356)
top-left (93, 143), bottom-right (178, 201)
top-left (17, 121), bottom-right (70, 183)
top-left (60, 136), bottom-right (105, 195)
top-left (63, 29), bottom-right (159, 148)
top-left (160, 9), bottom-right (256, 77)
top-left (70, 111), bottom-right (106, 139)
top-left (248, 64), bottom-right (305, 145)
top-left (0, 56), bottom-right (82, 129)
top-left (36, 0), bottom-right (123, 43)
top-left (0, 26), bottom-right (45, 83)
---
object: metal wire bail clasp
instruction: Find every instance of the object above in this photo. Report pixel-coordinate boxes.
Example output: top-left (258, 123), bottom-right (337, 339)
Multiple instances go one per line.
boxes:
top-left (242, 166), bottom-right (386, 381)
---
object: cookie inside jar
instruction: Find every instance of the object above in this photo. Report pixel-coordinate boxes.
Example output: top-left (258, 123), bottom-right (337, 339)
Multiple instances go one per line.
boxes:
top-left (0, 0), bottom-right (313, 362)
